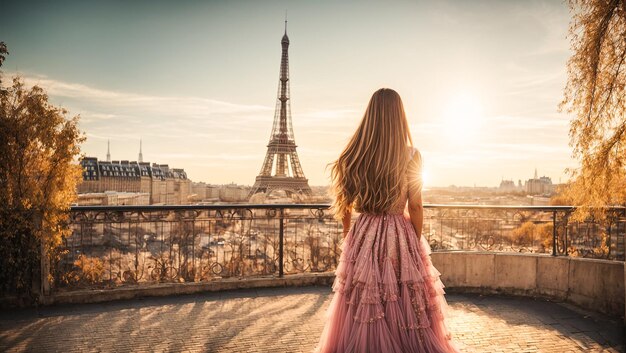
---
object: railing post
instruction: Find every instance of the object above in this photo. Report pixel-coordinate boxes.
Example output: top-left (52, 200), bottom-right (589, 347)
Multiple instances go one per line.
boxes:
top-left (552, 210), bottom-right (557, 256)
top-left (34, 211), bottom-right (50, 300)
top-left (564, 212), bottom-right (569, 256)
top-left (279, 208), bottom-right (284, 278)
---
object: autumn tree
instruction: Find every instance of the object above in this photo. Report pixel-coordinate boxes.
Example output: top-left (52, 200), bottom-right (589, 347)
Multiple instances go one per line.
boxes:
top-left (510, 221), bottom-right (553, 252)
top-left (560, 0), bottom-right (626, 218)
top-left (0, 44), bottom-right (85, 304)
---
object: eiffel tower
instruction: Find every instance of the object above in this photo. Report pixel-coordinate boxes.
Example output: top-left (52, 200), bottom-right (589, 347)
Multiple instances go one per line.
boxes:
top-left (248, 20), bottom-right (312, 199)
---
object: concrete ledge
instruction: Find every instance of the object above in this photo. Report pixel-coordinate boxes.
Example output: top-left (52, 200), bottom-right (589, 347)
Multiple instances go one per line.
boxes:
top-left (40, 273), bottom-right (335, 306)
top-left (431, 251), bottom-right (625, 319)
top-left (8, 252), bottom-right (623, 322)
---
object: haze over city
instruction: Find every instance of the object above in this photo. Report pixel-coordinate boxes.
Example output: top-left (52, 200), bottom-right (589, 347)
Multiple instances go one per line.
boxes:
top-left (1, 0), bottom-right (574, 187)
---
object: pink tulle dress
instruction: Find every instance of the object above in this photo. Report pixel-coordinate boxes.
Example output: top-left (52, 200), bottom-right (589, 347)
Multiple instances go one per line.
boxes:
top-left (314, 147), bottom-right (462, 353)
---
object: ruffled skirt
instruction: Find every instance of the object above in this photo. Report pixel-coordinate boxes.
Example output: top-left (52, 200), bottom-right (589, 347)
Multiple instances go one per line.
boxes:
top-left (314, 212), bottom-right (462, 353)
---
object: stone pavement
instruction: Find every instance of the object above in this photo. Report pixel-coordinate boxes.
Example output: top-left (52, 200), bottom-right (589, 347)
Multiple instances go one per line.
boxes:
top-left (0, 286), bottom-right (623, 353)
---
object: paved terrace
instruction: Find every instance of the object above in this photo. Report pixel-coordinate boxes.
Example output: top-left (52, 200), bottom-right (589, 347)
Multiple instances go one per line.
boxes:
top-left (0, 286), bottom-right (623, 353)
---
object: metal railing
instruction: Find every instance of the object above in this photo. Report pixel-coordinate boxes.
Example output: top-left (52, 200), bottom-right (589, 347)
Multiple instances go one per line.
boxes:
top-left (50, 204), bottom-right (625, 293)
top-left (422, 205), bottom-right (625, 259)
top-left (53, 204), bottom-right (340, 293)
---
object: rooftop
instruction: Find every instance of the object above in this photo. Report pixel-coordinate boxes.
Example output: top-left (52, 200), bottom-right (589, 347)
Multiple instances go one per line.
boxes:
top-left (0, 286), bottom-right (622, 353)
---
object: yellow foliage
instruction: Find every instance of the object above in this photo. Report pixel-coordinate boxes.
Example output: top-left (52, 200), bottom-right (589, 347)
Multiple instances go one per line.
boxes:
top-left (560, 0), bottom-right (626, 219)
top-left (73, 255), bottom-right (104, 284)
top-left (511, 221), bottom-right (536, 246)
top-left (536, 223), bottom-right (554, 251)
top-left (511, 222), bottom-right (554, 251)
top-left (0, 70), bottom-right (85, 302)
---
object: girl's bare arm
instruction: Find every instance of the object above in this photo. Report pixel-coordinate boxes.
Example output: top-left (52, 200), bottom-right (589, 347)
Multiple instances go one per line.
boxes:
top-left (407, 149), bottom-right (424, 239)
top-left (407, 191), bottom-right (423, 240)
top-left (342, 209), bottom-right (352, 238)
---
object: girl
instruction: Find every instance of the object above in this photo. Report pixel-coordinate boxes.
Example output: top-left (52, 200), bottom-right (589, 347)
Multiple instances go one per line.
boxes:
top-left (315, 88), bottom-right (461, 353)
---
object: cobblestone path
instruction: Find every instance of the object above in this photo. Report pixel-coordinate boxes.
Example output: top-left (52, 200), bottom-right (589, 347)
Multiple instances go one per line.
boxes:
top-left (0, 286), bottom-right (623, 352)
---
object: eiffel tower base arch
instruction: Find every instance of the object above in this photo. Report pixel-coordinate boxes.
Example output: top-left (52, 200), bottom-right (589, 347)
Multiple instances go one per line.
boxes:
top-left (248, 176), bottom-right (312, 199)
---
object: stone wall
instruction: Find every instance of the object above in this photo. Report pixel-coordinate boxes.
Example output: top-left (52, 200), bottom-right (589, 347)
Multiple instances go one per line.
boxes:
top-left (22, 251), bottom-right (624, 319)
top-left (431, 251), bottom-right (624, 319)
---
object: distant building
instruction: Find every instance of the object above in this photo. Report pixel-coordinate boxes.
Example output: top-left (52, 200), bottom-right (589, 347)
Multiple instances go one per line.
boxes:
top-left (189, 182), bottom-right (250, 203)
top-left (525, 169), bottom-right (555, 195)
top-left (498, 179), bottom-right (516, 193)
top-left (77, 191), bottom-right (150, 206)
top-left (77, 157), bottom-right (191, 205)
top-left (191, 182), bottom-right (209, 200)
top-left (220, 183), bottom-right (250, 202)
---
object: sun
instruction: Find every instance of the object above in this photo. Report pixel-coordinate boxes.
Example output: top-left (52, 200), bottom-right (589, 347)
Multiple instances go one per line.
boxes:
top-left (442, 91), bottom-right (484, 143)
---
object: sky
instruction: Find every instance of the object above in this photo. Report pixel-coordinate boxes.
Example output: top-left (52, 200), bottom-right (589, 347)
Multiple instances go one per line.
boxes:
top-left (1, 0), bottom-right (576, 187)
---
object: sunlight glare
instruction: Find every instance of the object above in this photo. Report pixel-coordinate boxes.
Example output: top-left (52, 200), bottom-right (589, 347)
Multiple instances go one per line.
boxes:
top-left (442, 91), bottom-right (484, 143)
top-left (421, 167), bottom-right (430, 188)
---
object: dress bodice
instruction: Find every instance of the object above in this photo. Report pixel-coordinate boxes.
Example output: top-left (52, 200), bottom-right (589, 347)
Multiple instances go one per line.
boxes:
top-left (353, 146), bottom-right (423, 215)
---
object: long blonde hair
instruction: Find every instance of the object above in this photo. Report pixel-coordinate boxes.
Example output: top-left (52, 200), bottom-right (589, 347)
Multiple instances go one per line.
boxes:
top-left (328, 88), bottom-right (414, 219)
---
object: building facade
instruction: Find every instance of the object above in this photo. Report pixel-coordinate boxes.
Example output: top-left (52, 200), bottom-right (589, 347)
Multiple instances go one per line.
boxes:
top-left (525, 169), bottom-right (555, 195)
top-left (189, 182), bottom-right (250, 203)
top-left (78, 157), bottom-right (191, 205)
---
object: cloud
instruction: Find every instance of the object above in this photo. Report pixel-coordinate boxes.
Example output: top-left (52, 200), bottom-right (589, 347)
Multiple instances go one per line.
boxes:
top-left (12, 72), bottom-right (362, 141)
top-left (19, 73), bottom-right (273, 116)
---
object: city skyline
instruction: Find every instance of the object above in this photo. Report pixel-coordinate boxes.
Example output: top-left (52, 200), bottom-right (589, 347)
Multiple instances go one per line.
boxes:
top-left (78, 146), bottom-right (558, 189)
top-left (1, 0), bottom-right (574, 187)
